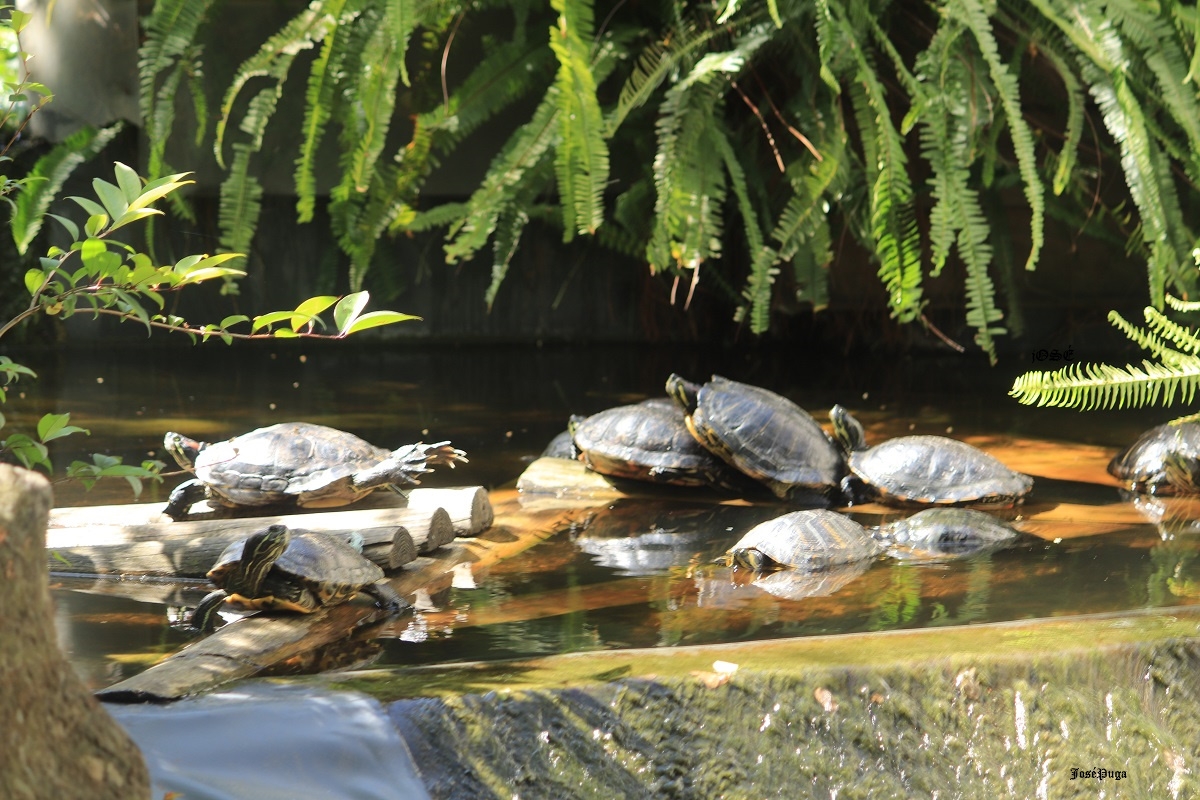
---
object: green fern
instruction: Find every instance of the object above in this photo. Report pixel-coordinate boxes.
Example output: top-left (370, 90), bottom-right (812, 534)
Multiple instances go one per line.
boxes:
top-left (10, 122), bottom-right (123, 254)
top-left (1011, 292), bottom-right (1200, 410)
top-left (549, 0), bottom-right (609, 239)
top-left (295, 0), bottom-right (356, 223)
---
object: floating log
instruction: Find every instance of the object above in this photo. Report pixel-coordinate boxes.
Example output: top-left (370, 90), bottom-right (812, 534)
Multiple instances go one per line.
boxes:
top-left (47, 505), bottom-right (454, 578)
top-left (97, 489), bottom-right (582, 703)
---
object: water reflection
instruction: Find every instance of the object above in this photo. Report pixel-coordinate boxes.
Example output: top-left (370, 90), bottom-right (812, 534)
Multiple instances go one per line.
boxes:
top-left (20, 343), bottom-right (1200, 688)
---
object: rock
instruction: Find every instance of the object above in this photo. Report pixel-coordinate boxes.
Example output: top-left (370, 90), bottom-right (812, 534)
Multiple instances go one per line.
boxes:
top-left (0, 465), bottom-right (149, 799)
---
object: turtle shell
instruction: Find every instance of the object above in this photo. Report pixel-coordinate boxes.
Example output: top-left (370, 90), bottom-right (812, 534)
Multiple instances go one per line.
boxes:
top-left (877, 508), bottom-right (1019, 560)
top-left (726, 509), bottom-right (882, 571)
top-left (209, 528), bottom-right (384, 609)
top-left (680, 376), bottom-right (844, 501)
top-left (1108, 421), bottom-right (1200, 495)
top-left (194, 422), bottom-right (391, 506)
top-left (849, 436), bottom-right (1033, 505)
top-left (572, 400), bottom-right (745, 488)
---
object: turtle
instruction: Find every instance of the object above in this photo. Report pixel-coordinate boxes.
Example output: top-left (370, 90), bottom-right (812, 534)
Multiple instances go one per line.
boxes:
top-left (1107, 419), bottom-right (1200, 495)
top-left (666, 374), bottom-right (845, 504)
top-left (875, 508), bottom-right (1020, 560)
top-left (724, 509), bottom-right (883, 571)
top-left (569, 399), bottom-right (750, 490)
top-left (829, 405), bottom-right (1033, 506)
top-left (189, 524), bottom-right (405, 631)
top-left (163, 422), bottom-right (467, 520)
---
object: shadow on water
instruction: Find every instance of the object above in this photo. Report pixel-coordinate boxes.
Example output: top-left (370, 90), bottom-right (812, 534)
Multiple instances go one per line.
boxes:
top-left (17, 341), bottom-right (1200, 691)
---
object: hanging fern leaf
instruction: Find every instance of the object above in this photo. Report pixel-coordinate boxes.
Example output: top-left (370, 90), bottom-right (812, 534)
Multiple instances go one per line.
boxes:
top-left (218, 143), bottom-right (265, 271)
top-left (10, 122), bottom-right (124, 254)
top-left (295, 0), bottom-right (356, 222)
top-left (213, 2), bottom-right (335, 168)
top-left (548, 0), bottom-right (609, 239)
top-left (1010, 358), bottom-right (1200, 410)
top-left (951, 0), bottom-right (1044, 273)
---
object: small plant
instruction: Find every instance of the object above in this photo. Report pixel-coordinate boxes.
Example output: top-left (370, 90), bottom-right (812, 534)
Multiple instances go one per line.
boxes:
top-left (0, 161), bottom-right (418, 495)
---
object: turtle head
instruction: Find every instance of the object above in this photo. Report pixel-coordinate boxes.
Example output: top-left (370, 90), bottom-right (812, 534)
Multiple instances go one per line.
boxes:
top-left (829, 405), bottom-right (868, 453)
top-left (229, 524), bottom-right (291, 597)
top-left (163, 432), bottom-right (206, 470)
top-left (665, 374), bottom-right (700, 413)
top-left (729, 547), bottom-right (769, 571)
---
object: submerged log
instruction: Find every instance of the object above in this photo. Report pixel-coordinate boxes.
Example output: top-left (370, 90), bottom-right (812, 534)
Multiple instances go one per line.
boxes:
top-left (46, 506), bottom-right (453, 577)
top-left (0, 464), bottom-right (150, 799)
top-left (97, 489), bottom-right (581, 703)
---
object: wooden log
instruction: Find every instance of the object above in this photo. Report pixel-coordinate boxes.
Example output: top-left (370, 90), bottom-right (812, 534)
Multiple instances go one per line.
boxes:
top-left (47, 484), bottom-right (493, 537)
top-left (46, 505), bottom-right (453, 577)
top-left (363, 526), bottom-right (419, 570)
top-left (96, 489), bottom-right (580, 703)
top-left (399, 486), bottom-right (494, 536)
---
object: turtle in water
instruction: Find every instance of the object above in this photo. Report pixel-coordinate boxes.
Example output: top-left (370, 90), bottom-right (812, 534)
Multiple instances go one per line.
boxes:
top-left (163, 422), bottom-right (467, 519)
top-left (570, 399), bottom-right (750, 490)
top-left (190, 524), bottom-right (405, 631)
top-left (724, 509), bottom-right (883, 571)
top-left (1107, 419), bottom-right (1200, 495)
top-left (666, 374), bottom-right (845, 505)
top-left (829, 405), bottom-right (1033, 506)
top-left (875, 508), bottom-right (1020, 560)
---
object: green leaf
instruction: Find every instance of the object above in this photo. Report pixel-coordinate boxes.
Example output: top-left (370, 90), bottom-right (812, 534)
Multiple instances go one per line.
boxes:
top-left (24, 269), bottom-right (44, 297)
top-left (251, 310), bottom-right (295, 332)
top-left (113, 161), bottom-right (143, 204)
top-left (290, 295), bottom-right (338, 331)
top-left (47, 214), bottom-right (79, 241)
top-left (220, 314), bottom-right (250, 329)
top-left (37, 413), bottom-right (90, 443)
top-left (341, 310), bottom-right (421, 335)
top-left (92, 177), bottom-right (129, 221)
top-left (334, 291), bottom-right (371, 333)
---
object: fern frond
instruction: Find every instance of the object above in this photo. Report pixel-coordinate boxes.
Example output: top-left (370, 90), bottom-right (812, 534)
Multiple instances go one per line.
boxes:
top-left (295, 0), bottom-right (356, 222)
top-left (344, 17), bottom-right (404, 194)
top-left (607, 22), bottom-right (720, 135)
top-left (213, 2), bottom-right (335, 168)
top-left (444, 88), bottom-right (560, 264)
top-left (549, 0), bottom-right (609, 239)
top-left (843, 36), bottom-right (923, 323)
top-left (486, 203), bottom-right (532, 310)
top-left (218, 143), bottom-right (264, 270)
top-left (1140, 307), bottom-right (1200, 357)
top-left (1027, 34), bottom-right (1085, 196)
top-left (1166, 294), bottom-right (1200, 314)
top-left (950, 0), bottom-right (1044, 273)
top-left (10, 122), bottom-right (123, 254)
top-left (1010, 357), bottom-right (1200, 410)
top-left (138, 0), bottom-right (210, 124)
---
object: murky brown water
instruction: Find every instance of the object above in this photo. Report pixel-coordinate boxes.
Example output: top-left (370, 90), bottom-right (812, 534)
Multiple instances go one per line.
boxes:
top-left (12, 341), bottom-right (1200, 690)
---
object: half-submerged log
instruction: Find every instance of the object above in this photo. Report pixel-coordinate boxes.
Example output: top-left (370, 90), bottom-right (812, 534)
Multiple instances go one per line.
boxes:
top-left (46, 506), bottom-right (453, 578)
top-left (0, 464), bottom-right (150, 799)
top-left (97, 489), bottom-right (581, 703)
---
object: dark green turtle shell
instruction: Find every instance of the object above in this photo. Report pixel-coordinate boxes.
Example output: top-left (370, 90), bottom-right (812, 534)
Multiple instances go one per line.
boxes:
top-left (571, 399), bottom-right (745, 488)
top-left (1107, 420), bottom-right (1200, 495)
top-left (209, 528), bottom-right (385, 609)
top-left (673, 375), bottom-right (845, 501)
top-left (726, 509), bottom-right (883, 571)
top-left (848, 436), bottom-right (1033, 505)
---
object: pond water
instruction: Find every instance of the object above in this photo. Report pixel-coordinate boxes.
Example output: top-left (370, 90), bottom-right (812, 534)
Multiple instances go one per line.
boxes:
top-left (12, 340), bottom-right (1200, 691)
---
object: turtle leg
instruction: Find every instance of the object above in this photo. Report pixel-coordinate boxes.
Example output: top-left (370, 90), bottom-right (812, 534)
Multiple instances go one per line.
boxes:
top-left (190, 589), bottom-right (229, 632)
top-left (352, 442), bottom-right (468, 492)
top-left (164, 479), bottom-right (209, 520)
top-left (363, 580), bottom-right (408, 613)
